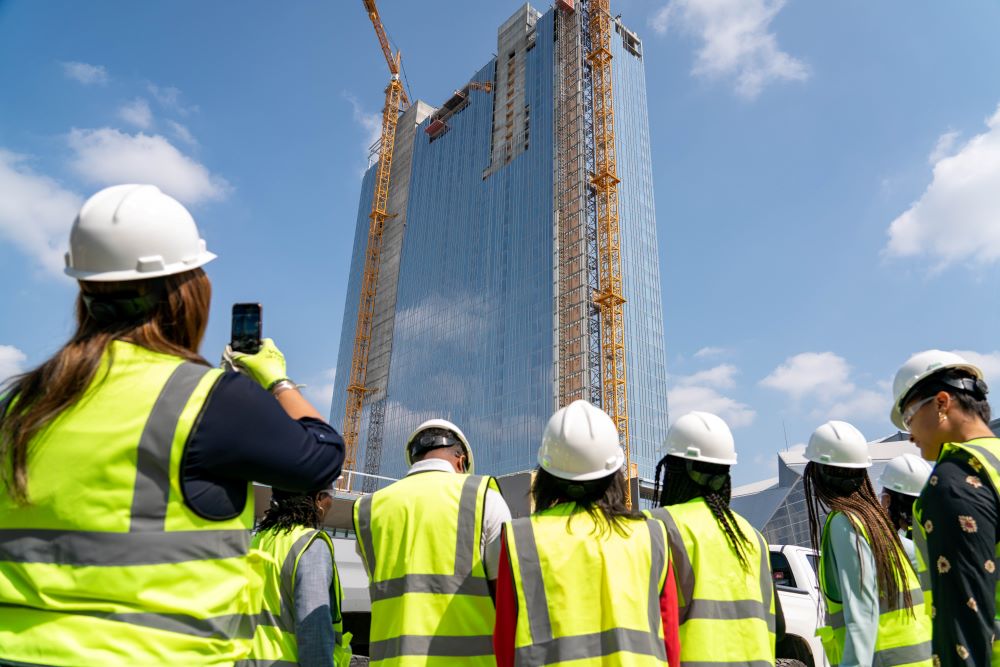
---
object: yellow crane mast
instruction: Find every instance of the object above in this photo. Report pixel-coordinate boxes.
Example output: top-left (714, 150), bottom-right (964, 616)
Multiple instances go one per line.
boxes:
top-left (343, 0), bottom-right (410, 479)
top-left (586, 0), bottom-right (632, 506)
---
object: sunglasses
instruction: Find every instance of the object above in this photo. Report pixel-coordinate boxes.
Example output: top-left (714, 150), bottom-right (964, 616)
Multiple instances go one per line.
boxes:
top-left (902, 395), bottom-right (936, 430)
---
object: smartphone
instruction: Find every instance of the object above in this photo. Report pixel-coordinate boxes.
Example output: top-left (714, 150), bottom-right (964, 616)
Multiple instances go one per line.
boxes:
top-left (231, 303), bottom-right (262, 354)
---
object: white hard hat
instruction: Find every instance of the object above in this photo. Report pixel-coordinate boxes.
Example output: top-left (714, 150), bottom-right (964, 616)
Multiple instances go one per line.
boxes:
top-left (879, 453), bottom-right (933, 497)
top-left (65, 184), bottom-right (216, 282)
top-left (663, 411), bottom-right (737, 465)
top-left (537, 400), bottom-right (624, 481)
top-left (405, 418), bottom-right (474, 474)
top-left (890, 350), bottom-right (984, 430)
top-left (804, 420), bottom-right (871, 468)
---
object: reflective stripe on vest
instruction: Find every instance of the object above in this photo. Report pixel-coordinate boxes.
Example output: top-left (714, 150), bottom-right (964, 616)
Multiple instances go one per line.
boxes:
top-left (646, 501), bottom-right (776, 667)
top-left (0, 343), bottom-right (255, 665)
top-left (354, 472), bottom-right (496, 665)
top-left (239, 527), bottom-right (350, 666)
top-left (506, 510), bottom-right (668, 665)
top-left (916, 439), bottom-right (1000, 667)
top-left (818, 511), bottom-right (932, 667)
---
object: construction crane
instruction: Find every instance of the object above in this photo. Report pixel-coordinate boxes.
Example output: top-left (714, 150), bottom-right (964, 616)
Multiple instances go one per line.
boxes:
top-left (343, 0), bottom-right (410, 481)
top-left (585, 0), bottom-right (632, 506)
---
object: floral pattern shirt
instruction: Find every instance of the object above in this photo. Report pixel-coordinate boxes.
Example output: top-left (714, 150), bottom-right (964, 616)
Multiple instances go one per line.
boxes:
top-left (920, 451), bottom-right (999, 666)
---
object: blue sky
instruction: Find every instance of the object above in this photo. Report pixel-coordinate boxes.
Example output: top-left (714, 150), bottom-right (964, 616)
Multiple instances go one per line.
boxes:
top-left (1, 1), bottom-right (999, 485)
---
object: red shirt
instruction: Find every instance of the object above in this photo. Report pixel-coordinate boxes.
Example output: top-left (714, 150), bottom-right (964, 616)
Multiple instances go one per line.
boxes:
top-left (493, 529), bottom-right (681, 667)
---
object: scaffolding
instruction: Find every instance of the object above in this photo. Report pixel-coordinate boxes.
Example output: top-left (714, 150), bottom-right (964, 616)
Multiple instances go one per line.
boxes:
top-left (555, 6), bottom-right (591, 406)
top-left (588, 0), bottom-right (632, 505)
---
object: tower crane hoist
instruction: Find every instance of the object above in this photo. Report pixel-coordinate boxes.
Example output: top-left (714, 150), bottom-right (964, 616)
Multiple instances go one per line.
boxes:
top-left (342, 0), bottom-right (410, 486)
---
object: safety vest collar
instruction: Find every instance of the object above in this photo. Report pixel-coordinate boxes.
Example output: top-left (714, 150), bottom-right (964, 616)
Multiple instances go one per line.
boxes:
top-left (508, 510), bottom-right (668, 663)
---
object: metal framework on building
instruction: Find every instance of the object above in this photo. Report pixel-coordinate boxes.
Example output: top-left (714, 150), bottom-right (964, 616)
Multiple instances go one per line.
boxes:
top-left (586, 0), bottom-right (632, 505)
top-left (345, 0), bottom-right (410, 479)
top-left (555, 7), bottom-right (590, 407)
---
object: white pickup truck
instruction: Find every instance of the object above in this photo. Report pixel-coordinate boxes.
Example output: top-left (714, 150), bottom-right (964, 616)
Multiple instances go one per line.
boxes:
top-left (771, 544), bottom-right (828, 667)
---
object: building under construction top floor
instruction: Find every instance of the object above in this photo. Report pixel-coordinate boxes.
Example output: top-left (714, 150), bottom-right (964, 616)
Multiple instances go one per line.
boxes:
top-left (330, 0), bottom-right (669, 482)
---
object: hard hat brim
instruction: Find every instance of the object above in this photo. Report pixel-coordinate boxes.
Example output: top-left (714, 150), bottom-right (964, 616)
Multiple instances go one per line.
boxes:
top-left (665, 451), bottom-right (737, 466)
top-left (538, 451), bottom-right (625, 481)
top-left (66, 251), bottom-right (217, 282)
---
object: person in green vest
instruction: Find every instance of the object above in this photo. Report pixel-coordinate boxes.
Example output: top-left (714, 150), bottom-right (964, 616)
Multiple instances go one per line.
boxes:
top-left (493, 399), bottom-right (680, 666)
top-left (890, 350), bottom-right (997, 667)
top-left (878, 453), bottom-right (933, 571)
top-left (0, 184), bottom-right (344, 667)
top-left (802, 419), bottom-right (931, 667)
top-left (646, 410), bottom-right (777, 667)
top-left (242, 486), bottom-right (353, 667)
top-left (353, 418), bottom-right (511, 665)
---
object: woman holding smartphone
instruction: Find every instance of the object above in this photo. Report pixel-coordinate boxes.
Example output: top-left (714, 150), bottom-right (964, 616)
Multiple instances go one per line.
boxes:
top-left (0, 184), bottom-right (344, 667)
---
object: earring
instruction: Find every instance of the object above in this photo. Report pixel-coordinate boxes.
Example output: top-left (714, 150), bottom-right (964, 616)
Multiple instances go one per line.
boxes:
top-left (938, 412), bottom-right (947, 423)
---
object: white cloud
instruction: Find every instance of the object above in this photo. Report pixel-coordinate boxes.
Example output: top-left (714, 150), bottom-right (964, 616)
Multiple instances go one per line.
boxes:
top-left (761, 352), bottom-right (895, 426)
top-left (0, 150), bottom-right (82, 275)
top-left (147, 84), bottom-right (197, 116)
top-left (118, 98), bottom-right (153, 129)
top-left (66, 128), bottom-right (230, 205)
top-left (928, 129), bottom-right (959, 165)
top-left (827, 389), bottom-right (890, 424)
top-left (886, 105), bottom-right (1000, 268)
top-left (649, 0), bottom-right (809, 99)
top-left (760, 352), bottom-right (852, 401)
top-left (693, 345), bottom-right (729, 359)
top-left (167, 120), bottom-right (198, 147)
top-left (669, 363), bottom-right (755, 427)
top-left (668, 385), bottom-right (756, 428)
top-left (677, 363), bottom-right (738, 389)
top-left (62, 61), bottom-right (109, 86)
top-left (950, 350), bottom-right (1000, 386)
top-left (0, 345), bottom-right (28, 384)
top-left (344, 92), bottom-right (383, 159)
top-left (304, 367), bottom-right (336, 412)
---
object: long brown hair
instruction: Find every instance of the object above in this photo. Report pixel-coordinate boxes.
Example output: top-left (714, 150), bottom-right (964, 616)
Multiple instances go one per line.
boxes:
top-left (803, 461), bottom-right (913, 614)
top-left (532, 468), bottom-right (637, 538)
top-left (0, 268), bottom-right (211, 504)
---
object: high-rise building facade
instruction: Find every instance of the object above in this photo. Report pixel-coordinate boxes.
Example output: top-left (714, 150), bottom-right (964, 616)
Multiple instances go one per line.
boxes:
top-left (331, 1), bottom-right (669, 481)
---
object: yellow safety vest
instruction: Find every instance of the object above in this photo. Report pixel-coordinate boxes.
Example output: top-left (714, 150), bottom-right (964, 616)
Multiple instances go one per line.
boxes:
top-left (0, 341), bottom-right (255, 666)
top-left (353, 471), bottom-right (498, 666)
top-left (646, 499), bottom-right (776, 667)
top-left (241, 525), bottom-right (353, 667)
top-left (504, 502), bottom-right (669, 666)
top-left (817, 511), bottom-right (931, 667)
top-left (913, 438), bottom-right (1000, 666)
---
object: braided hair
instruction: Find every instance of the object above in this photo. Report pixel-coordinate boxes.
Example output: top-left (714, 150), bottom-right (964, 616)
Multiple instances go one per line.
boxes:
top-left (803, 462), bottom-right (913, 614)
top-left (884, 489), bottom-right (916, 537)
top-left (654, 454), bottom-right (752, 571)
top-left (256, 490), bottom-right (324, 534)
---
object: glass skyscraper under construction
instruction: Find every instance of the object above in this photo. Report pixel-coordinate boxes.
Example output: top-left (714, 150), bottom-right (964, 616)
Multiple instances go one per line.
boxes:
top-left (331, 1), bottom-right (668, 482)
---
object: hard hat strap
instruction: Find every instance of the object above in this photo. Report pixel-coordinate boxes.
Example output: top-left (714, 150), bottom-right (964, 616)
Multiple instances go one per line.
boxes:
top-left (81, 291), bottom-right (160, 323)
top-left (408, 431), bottom-right (462, 458)
top-left (902, 373), bottom-right (990, 410)
top-left (685, 461), bottom-right (727, 492)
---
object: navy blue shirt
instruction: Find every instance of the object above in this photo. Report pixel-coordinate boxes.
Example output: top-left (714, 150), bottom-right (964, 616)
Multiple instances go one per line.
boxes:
top-left (181, 371), bottom-right (344, 520)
